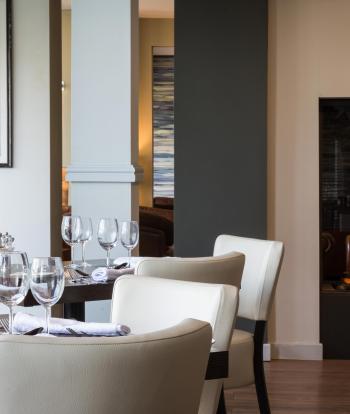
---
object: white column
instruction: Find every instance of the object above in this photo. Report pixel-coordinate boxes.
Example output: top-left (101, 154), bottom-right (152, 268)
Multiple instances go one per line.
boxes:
top-left (67, 0), bottom-right (141, 263)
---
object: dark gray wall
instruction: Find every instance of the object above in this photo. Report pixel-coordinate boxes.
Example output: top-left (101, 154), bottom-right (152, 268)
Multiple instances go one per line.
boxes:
top-left (174, 0), bottom-right (267, 256)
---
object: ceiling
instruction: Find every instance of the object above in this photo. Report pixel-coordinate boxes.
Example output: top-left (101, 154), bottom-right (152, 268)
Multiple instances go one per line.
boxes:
top-left (61, 0), bottom-right (174, 18)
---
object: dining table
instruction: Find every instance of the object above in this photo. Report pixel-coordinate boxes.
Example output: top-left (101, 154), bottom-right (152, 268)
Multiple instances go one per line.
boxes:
top-left (23, 259), bottom-right (113, 321)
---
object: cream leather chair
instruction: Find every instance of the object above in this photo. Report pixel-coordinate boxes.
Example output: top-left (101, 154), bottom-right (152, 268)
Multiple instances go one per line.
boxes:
top-left (111, 274), bottom-right (240, 414)
top-left (133, 255), bottom-right (245, 414)
top-left (214, 235), bottom-right (284, 414)
top-left (135, 252), bottom-right (245, 287)
top-left (0, 319), bottom-right (212, 414)
top-left (135, 235), bottom-right (283, 414)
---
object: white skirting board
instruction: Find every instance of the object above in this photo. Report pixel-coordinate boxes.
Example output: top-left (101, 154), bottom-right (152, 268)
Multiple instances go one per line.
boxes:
top-left (266, 343), bottom-right (323, 360)
top-left (263, 344), bottom-right (271, 361)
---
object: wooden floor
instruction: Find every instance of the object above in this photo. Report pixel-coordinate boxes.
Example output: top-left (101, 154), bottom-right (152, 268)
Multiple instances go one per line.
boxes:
top-left (225, 360), bottom-right (350, 414)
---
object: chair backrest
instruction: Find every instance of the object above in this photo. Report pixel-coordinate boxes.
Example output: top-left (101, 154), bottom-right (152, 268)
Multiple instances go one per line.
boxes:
top-left (134, 252), bottom-right (245, 288)
top-left (214, 234), bottom-right (284, 321)
top-left (0, 319), bottom-right (212, 414)
top-left (111, 275), bottom-right (239, 352)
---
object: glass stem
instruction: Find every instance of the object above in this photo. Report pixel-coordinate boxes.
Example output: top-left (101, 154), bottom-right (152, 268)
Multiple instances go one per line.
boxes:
top-left (82, 241), bottom-right (86, 263)
top-left (107, 249), bottom-right (110, 268)
top-left (71, 245), bottom-right (75, 266)
top-left (8, 305), bottom-right (13, 335)
top-left (128, 249), bottom-right (131, 268)
top-left (46, 306), bottom-right (51, 334)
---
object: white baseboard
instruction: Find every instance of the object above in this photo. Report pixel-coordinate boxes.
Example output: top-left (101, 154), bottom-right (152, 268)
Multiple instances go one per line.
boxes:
top-left (270, 342), bottom-right (323, 360)
top-left (263, 343), bottom-right (271, 361)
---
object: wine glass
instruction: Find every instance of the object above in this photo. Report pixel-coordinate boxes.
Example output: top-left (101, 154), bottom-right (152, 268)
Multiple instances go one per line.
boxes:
top-left (97, 218), bottom-right (119, 268)
top-left (79, 217), bottom-right (93, 267)
top-left (30, 257), bottom-right (65, 334)
top-left (120, 221), bottom-right (139, 268)
top-left (0, 251), bottom-right (30, 334)
top-left (61, 215), bottom-right (82, 268)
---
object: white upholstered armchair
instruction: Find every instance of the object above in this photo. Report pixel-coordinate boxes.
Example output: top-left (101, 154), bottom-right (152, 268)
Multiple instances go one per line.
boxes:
top-left (134, 234), bottom-right (284, 414)
top-left (134, 251), bottom-right (245, 414)
top-left (0, 318), bottom-right (212, 414)
top-left (111, 274), bottom-right (241, 414)
top-left (214, 235), bottom-right (284, 414)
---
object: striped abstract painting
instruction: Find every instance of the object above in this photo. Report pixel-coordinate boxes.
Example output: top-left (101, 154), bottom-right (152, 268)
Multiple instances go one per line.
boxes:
top-left (153, 55), bottom-right (174, 198)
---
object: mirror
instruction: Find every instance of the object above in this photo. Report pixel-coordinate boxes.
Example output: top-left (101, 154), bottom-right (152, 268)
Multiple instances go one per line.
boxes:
top-left (0, 0), bottom-right (12, 167)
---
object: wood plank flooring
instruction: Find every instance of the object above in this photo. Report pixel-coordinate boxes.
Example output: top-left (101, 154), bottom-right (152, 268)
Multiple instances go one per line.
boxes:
top-left (225, 360), bottom-right (350, 414)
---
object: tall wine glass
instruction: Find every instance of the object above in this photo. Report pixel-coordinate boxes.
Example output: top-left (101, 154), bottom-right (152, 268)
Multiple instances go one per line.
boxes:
top-left (120, 221), bottom-right (139, 268)
top-left (79, 217), bottom-right (93, 267)
top-left (61, 215), bottom-right (82, 268)
top-left (97, 218), bottom-right (119, 268)
top-left (30, 257), bottom-right (65, 334)
top-left (0, 251), bottom-right (30, 334)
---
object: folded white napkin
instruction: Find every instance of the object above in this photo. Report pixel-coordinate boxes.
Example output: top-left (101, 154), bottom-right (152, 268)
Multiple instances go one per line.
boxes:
top-left (113, 257), bottom-right (146, 267)
top-left (91, 266), bottom-right (134, 282)
top-left (13, 312), bottom-right (130, 336)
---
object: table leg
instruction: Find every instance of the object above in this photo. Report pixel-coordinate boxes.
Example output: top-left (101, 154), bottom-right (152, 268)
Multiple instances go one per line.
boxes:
top-left (64, 303), bottom-right (85, 321)
top-left (216, 386), bottom-right (227, 414)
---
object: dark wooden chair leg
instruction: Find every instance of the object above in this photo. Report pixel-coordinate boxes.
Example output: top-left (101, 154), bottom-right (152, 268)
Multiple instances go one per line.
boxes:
top-left (64, 302), bottom-right (85, 321)
top-left (254, 321), bottom-right (271, 414)
top-left (216, 386), bottom-right (227, 414)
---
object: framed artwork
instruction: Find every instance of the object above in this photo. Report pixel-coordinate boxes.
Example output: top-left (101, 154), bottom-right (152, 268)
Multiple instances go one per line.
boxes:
top-left (152, 47), bottom-right (174, 199)
top-left (0, 0), bottom-right (12, 167)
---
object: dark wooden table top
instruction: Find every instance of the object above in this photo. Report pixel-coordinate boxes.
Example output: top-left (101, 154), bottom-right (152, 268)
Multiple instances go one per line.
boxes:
top-left (23, 260), bottom-right (115, 307)
top-left (23, 278), bottom-right (115, 306)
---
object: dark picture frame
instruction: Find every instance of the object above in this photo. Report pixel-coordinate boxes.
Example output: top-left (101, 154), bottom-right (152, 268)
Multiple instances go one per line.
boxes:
top-left (0, 0), bottom-right (12, 167)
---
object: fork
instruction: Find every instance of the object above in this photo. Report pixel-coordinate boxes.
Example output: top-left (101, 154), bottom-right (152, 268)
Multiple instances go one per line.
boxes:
top-left (65, 268), bottom-right (86, 284)
top-left (0, 316), bottom-right (9, 333)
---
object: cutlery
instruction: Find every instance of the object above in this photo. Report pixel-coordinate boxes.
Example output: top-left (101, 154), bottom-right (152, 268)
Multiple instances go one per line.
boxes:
top-left (24, 327), bottom-right (44, 336)
top-left (0, 316), bottom-right (9, 333)
top-left (74, 268), bottom-right (89, 277)
top-left (114, 262), bottom-right (128, 270)
top-left (66, 268), bottom-right (88, 284)
top-left (67, 327), bottom-right (86, 337)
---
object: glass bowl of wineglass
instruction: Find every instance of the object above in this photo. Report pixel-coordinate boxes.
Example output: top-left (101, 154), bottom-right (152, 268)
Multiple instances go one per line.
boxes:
top-left (97, 218), bottom-right (119, 268)
top-left (61, 215), bottom-right (82, 269)
top-left (120, 220), bottom-right (139, 268)
top-left (0, 251), bottom-right (30, 334)
top-left (30, 257), bottom-right (65, 334)
top-left (79, 217), bottom-right (93, 267)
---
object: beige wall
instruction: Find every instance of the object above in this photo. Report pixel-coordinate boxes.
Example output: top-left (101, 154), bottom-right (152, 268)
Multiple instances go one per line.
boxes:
top-left (62, 10), bottom-right (71, 167)
top-left (268, 0), bottom-right (350, 357)
top-left (139, 18), bottom-right (174, 207)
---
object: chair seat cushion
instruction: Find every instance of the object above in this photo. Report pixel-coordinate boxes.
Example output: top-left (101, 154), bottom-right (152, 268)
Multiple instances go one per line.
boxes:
top-left (224, 329), bottom-right (254, 389)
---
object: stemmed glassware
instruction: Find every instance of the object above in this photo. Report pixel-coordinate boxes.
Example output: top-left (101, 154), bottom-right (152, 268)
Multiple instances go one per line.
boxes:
top-left (0, 251), bottom-right (30, 334)
top-left (30, 257), bottom-right (65, 334)
top-left (120, 221), bottom-right (139, 268)
top-left (61, 215), bottom-right (82, 268)
top-left (97, 218), bottom-right (119, 268)
top-left (79, 217), bottom-right (93, 267)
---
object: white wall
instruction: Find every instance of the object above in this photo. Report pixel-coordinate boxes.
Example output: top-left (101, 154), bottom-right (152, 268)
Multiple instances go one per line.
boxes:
top-left (268, 0), bottom-right (350, 359)
top-left (0, 0), bottom-right (61, 315)
top-left (0, 0), bottom-right (51, 258)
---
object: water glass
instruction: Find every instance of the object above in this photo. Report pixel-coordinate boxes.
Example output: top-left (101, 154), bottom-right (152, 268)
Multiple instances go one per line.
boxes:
top-left (120, 221), bottom-right (139, 268)
top-left (61, 215), bottom-right (82, 268)
top-left (79, 217), bottom-right (93, 267)
top-left (0, 251), bottom-right (30, 334)
top-left (30, 257), bottom-right (65, 334)
top-left (97, 218), bottom-right (119, 268)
